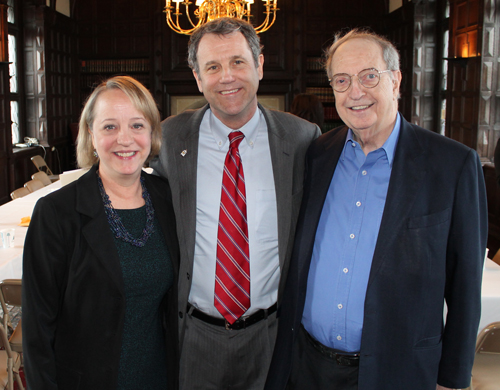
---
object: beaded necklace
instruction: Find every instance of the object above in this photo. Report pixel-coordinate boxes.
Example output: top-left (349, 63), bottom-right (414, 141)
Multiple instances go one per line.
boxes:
top-left (97, 173), bottom-right (155, 247)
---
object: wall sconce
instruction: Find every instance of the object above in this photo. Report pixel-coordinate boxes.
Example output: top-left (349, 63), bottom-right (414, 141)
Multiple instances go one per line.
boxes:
top-left (460, 41), bottom-right (469, 58)
top-left (0, 0), bottom-right (8, 62)
top-left (456, 31), bottom-right (478, 59)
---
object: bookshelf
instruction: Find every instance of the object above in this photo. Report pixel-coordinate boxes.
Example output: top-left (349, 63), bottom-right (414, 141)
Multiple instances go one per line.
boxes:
top-left (79, 58), bottom-right (151, 104)
top-left (305, 57), bottom-right (344, 132)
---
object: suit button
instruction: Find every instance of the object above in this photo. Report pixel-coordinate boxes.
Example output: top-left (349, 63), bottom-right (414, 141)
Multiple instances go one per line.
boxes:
top-left (187, 272), bottom-right (190, 280)
top-left (179, 311), bottom-right (183, 319)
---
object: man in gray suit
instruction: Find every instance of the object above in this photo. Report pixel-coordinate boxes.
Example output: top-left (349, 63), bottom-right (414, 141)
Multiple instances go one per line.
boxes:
top-left (151, 17), bottom-right (320, 390)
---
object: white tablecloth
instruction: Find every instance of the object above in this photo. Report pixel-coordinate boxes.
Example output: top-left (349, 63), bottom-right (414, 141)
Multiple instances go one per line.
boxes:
top-left (0, 180), bottom-right (61, 279)
top-left (478, 258), bottom-right (500, 332)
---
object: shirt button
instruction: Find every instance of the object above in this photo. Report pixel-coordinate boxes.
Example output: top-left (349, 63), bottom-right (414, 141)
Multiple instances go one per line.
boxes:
top-left (343, 268), bottom-right (348, 273)
top-left (338, 304), bottom-right (343, 309)
top-left (356, 201), bottom-right (361, 207)
top-left (218, 141), bottom-right (222, 146)
top-left (249, 141), bottom-right (254, 146)
top-left (350, 233), bottom-right (355, 239)
top-left (362, 170), bottom-right (367, 176)
top-left (337, 335), bottom-right (342, 340)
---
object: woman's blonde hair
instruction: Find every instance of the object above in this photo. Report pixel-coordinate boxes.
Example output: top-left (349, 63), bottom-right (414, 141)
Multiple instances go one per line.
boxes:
top-left (76, 76), bottom-right (161, 168)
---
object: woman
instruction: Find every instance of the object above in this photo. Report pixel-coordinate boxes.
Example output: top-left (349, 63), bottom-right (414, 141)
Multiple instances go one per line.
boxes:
top-left (22, 76), bottom-right (179, 389)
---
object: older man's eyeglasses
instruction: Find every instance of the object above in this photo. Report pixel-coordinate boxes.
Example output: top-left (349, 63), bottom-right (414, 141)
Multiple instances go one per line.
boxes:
top-left (329, 68), bottom-right (393, 93)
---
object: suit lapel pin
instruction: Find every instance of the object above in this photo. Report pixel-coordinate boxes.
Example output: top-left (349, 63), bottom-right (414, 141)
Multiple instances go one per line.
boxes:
top-left (181, 150), bottom-right (187, 157)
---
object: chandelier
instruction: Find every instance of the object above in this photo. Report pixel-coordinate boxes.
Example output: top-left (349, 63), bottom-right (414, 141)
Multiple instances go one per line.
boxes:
top-left (165, 0), bottom-right (278, 35)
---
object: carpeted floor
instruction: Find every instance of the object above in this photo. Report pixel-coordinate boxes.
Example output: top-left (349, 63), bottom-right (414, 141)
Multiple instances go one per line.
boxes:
top-left (15, 367), bottom-right (27, 389)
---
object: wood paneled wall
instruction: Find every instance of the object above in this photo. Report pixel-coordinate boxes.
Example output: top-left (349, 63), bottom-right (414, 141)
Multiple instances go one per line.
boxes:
top-left (23, 4), bottom-right (79, 168)
top-left (446, 0), bottom-right (481, 149)
top-left (446, 0), bottom-right (500, 160)
top-left (0, 2), bottom-right (78, 205)
top-left (0, 62), bottom-right (12, 204)
top-left (76, 0), bottom-right (387, 117)
top-left (477, 0), bottom-right (500, 160)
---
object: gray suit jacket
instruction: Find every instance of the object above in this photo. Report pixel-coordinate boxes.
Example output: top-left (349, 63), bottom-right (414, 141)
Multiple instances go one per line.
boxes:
top-left (151, 103), bottom-right (320, 344)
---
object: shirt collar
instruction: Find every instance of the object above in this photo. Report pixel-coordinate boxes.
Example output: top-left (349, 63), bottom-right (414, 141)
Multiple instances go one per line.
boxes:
top-left (341, 113), bottom-right (401, 167)
top-left (209, 108), bottom-right (261, 150)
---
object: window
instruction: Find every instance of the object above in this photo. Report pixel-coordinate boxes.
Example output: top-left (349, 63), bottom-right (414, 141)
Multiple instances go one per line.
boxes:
top-left (8, 33), bottom-right (19, 144)
top-left (438, 0), bottom-right (450, 135)
top-left (7, 0), bottom-right (13, 23)
top-left (7, 0), bottom-right (23, 146)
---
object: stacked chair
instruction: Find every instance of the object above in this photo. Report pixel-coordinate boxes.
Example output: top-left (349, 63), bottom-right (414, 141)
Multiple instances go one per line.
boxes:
top-left (23, 179), bottom-right (44, 193)
top-left (31, 171), bottom-right (52, 186)
top-left (30, 155), bottom-right (59, 182)
top-left (9, 188), bottom-right (30, 200)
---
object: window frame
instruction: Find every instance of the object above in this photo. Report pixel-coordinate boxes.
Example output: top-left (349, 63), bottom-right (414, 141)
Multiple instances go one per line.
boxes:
top-left (7, 0), bottom-right (25, 146)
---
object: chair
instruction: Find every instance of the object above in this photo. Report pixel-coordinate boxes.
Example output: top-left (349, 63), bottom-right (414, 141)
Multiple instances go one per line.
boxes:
top-left (469, 322), bottom-right (500, 390)
top-left (24, 179), bottom-right (44, 193)
top-left (31, 171), bottom-right (52, 186)
top-left (0, 280), bottom-right (22, 354)
top-left (0, 323), bottom-right (24, 390)
top-left (9, 187), bottom-right (30, 200)
top-left (30, 155), bottom-right (58, 182)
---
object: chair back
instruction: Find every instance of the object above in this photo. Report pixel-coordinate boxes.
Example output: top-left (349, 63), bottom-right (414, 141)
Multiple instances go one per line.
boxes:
top-left (477, 322), bottom-right (500, 354)
top-left (24, 179), bottom-right (44, 193)
top-left (31, 155), bottom-right (55, 176)
top-left (470, 322), bottom-right (500, 390)
top-left (10, 187), bottom-right (30, 200)
top-left (31, 171), bottom-right (52, 186)
top-left (0, 280), bottom-right (22, 308)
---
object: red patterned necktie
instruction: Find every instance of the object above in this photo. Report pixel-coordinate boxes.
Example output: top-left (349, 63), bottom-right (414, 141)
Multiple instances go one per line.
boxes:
top-left (214, 131), bottom-right (250, 324)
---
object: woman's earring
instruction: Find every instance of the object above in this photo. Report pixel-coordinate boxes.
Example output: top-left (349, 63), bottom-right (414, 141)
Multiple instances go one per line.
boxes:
top-left (93, 150), bottom-right (98, 158)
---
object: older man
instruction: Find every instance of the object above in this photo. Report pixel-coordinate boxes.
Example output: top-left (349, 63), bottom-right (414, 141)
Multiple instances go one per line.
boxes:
top-left (265, 29), bottom-right (487, 390)
top-left (151, 17), bottom-right (320, 390)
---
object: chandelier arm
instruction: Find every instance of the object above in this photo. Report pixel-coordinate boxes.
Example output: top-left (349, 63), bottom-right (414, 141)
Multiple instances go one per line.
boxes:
top-left (166, 12), bottom-right (201, 35)
top-left (253, 12), bottom-right (271, 33)
top-left (184, 1), bottom-right (203, 29)
top-left (165, 1), bottom-right (208, 35)
top-left (252, 3), bottom-right (278, 34)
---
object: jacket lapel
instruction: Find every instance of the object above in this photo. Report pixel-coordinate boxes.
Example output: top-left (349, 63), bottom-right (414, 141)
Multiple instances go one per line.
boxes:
top-left (76, 166), bottom-right (124, 292)
top-left (298, 127), bottom-right (347, 275)
top-left (170, 106), bottom-right (207, 269)
top-left (368, 116), bottom-right (427, 285)
top-left (261, 104), bottom-right (294, 269)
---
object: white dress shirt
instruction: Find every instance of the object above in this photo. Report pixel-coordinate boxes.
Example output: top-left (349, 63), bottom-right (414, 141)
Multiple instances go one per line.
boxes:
top-left (188, 108), bottom-right (279, 317)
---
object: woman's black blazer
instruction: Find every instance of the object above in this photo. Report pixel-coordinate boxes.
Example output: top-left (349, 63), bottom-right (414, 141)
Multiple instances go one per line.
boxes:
top-left (22, 165), bottom-right (180, 389)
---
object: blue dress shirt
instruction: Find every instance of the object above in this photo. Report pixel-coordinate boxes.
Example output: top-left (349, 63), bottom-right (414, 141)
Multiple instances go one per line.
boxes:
top-left (302, 114), bottom-right (401, 352)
